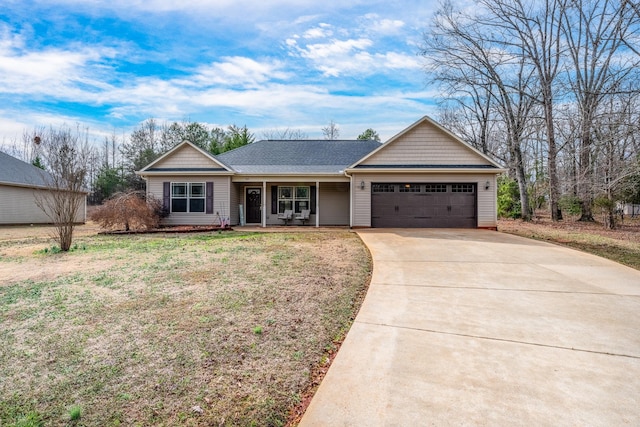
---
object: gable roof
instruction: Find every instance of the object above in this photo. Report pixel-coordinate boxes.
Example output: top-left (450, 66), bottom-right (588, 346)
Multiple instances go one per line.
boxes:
top-left (138, 140), bottom-right (233, 174)
top-left (216, 140), bottom-right (382, 174)
top-left (0, 151), bottom-right (53, 188)
top-left (348, 116), bottom-right (505, 171)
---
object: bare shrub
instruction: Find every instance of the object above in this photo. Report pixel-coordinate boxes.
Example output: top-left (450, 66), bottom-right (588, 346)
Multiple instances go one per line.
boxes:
top-left (91, 191), bottom-right (164, 231)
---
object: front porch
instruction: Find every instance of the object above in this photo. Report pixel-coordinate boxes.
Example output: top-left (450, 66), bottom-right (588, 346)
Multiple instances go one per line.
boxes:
top-left (230, 180), bottom-right (351, 227)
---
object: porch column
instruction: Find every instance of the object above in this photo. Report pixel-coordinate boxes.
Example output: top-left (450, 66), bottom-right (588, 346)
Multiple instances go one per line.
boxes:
top-left (262, 181), bottom-right (267, 228)
top-left (315, 181), bottom-right (320, 228)
top-left (349, 174), bottom-right (353, 228)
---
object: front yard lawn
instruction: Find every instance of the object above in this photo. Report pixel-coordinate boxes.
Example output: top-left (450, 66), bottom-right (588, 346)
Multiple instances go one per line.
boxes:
top-left (0, 229), bottom-right (371, 426)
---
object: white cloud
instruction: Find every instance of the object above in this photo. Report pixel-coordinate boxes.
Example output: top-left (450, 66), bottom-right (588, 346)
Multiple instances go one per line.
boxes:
top-left (284, 14), bottom-right (422, 77)
top-left (0, 109), bottom-right (110, 152)
top-left (0, 2), bottom-right (437, 143)
top-left (378, 19), bottom-right (405, 32)
top-left (183, 56), bottom-right (291, 87)
top-left (379, 51), bottom-right (421, 69)
top-left (296, 38), bottom-right (372, 60)
top-left (367, 17), bottom-right (405, 35)
top-left (0, 27), bottom-right (117, 101)
top-left (303, 25), bottom-right (334, 39)
top-left (289, 32), bottom-right (420, 77)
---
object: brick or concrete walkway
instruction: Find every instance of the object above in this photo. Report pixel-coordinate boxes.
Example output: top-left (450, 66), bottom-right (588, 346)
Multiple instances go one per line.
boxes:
top-left (300, 229), bottom-right (640, 426)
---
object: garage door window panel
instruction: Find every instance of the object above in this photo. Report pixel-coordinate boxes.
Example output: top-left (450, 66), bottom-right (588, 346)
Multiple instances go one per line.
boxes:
top-left (399, 184), bottom-right (421, 193)
top-left (425, 184), bottom-right (447, 193)
top-left (372, 184), bottom-right (395, 193)
top-left (452, 184), bottom-right (474, 193)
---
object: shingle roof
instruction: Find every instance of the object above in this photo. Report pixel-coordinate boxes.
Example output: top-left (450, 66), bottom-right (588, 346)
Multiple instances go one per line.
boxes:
top-left (216, 140), bottom-right (382, 174)
top-left (354, 164), bottom-right (499, 169)
top-left (0, 151), bottom-right (52, 188)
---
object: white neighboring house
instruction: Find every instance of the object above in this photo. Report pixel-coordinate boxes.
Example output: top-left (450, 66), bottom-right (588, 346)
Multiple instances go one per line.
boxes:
top-left (0, 151), bottom-right (87, 225)
top-left (618, 202), bottom-right (640, 217)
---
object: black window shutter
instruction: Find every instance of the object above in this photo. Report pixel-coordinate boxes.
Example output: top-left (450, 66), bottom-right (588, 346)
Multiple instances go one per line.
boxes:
top-left (206, 182), bottom-right (214, 214)
top-left (163, 182), bottom-right (170, 212)
top-left (310, 186), bottom-right (316, 214)
top-left (271, 186), bottom-right (278, 214)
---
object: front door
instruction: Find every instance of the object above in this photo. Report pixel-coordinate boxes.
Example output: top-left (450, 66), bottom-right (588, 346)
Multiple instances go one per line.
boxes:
top-left (246, 188), bottom-right (262, 224)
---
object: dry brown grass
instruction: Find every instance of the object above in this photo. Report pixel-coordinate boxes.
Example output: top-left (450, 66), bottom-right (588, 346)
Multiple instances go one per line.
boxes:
top-left (498, 216), bottom-right (640, 270)
top-left (0, 227), bottom-right (371, 426)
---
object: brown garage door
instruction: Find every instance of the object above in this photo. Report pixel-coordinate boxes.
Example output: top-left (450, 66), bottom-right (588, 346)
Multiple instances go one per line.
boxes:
top-left (371, 183), bottom-right (476, 228)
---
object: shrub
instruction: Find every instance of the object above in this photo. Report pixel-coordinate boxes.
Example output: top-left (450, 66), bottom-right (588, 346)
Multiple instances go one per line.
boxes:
top-left (559, 194), bottom-right (582, 217)
top-left (497, 176), bottom-right (521, 219)
top-left (593, 195), bottom-right (617, 229)
top-left (90, 191), bottom-right (164, 231)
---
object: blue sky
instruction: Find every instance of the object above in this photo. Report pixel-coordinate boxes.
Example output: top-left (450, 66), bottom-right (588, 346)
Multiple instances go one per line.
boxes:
top-left (0, 0), bottom-right (441, 148)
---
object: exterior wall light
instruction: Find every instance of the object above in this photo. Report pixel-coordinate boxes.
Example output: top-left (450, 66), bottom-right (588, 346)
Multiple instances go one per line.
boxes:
top-left (485, 181), bottom-right (490, 190)
top-left (360, 181), bottom-right (365, 190)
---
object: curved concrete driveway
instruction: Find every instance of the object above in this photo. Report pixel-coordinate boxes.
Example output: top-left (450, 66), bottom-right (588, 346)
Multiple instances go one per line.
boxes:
top-left (300, 229), bottom-right (640, 426)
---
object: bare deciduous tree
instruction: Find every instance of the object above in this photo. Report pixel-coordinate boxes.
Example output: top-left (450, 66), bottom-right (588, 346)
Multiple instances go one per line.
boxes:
top-left (561, 0), bottom-right (640, 221)
top-left (421, 0), bottom-right (640, 227)
top-left (422, 2), bottom-right (536, 219)
top-left (262, 128), bottom-right (309, 140)
top-left (33, 126), bottom-right (90, 251)
top-left (322, 120), bottom-right (340, 140)
top-left (480, 0), bottom-right (566, 221)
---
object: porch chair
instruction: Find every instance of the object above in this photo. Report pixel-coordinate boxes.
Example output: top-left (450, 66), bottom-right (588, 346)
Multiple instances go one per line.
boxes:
top-left (295, 209), bottom-right (311, 226)
top-left (277, 209), bottom-right (293, 225)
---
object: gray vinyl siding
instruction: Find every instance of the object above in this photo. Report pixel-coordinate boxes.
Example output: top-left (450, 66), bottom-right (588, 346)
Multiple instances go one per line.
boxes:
top-left (147, 175), bottom-right (230, 226)
top-left (318, 182), bottom-right (350, 225)
top-left (0, 184), bottom-right (86, 224)
top-left (352, 173), bottom-right (497, 228)
top-left (153, 144), bottom-right (224, 168)
top-left (361, 120), bottom-right (492, 166)
top-left (229, 182), bottom-right (241, 225)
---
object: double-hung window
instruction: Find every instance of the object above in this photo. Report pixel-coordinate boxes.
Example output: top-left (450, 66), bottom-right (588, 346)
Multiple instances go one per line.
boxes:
top-left (278, 186), bottom-right (310, 213)
top-left (171, 183), bottom-right (205, 213)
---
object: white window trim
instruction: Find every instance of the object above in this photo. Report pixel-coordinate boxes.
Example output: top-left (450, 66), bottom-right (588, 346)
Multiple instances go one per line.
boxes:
top-left (171, 182), bottom-right (205, 213)
top-left (277, 185), bottom-right (310, 214)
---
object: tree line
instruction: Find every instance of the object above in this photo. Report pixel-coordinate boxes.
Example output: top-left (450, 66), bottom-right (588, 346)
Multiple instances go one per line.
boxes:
top-left (421, 0), bottom-right (640, 227)
top-left (5, 119), bottom-right (380, 206)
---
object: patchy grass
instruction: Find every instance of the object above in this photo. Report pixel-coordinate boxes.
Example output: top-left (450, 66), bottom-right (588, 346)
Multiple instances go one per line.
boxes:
top-left (0, 229), bottom-right (372, 426)
top-left (499, 217), bottom-right (640, 271)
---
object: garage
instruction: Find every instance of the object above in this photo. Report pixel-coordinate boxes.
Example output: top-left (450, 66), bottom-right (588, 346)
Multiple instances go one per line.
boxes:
top-left (371, 183), bottom-right (476, 228)
top-left (347, 116), bottom-right (505, 229)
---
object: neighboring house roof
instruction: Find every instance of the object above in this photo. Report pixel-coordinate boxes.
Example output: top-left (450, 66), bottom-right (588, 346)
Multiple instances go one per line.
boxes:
top-left (216, 139), bottom-right (382, 174)
top-left (0, 150), bottom-right (52, 188)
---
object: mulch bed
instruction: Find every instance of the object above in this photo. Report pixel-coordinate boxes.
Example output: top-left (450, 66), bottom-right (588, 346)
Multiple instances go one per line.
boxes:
top-left (98, 225), bottom-right (233, 235)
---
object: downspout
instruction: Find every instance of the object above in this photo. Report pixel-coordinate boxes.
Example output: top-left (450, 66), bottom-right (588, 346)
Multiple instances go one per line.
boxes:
top-left (344, 170), bottom-right (353, 228)
top-left (315, 180), bottom-right (320, 228)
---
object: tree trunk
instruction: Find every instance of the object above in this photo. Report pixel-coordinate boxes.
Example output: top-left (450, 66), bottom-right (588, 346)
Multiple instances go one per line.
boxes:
top-left (544, 89), bottom-right (562, 221)
top-left (513, 144), bottom-right (531, 221)
top-left (577, 108), bottom-right (594, 221)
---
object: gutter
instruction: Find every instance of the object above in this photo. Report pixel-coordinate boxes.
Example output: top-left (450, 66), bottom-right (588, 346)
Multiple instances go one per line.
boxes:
top-left (344, 167), bottom-right (508, 174)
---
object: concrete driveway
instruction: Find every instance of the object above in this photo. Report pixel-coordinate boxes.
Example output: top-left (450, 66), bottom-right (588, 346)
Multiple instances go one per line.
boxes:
top-left (300, 229), bottom-right (640, 426)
